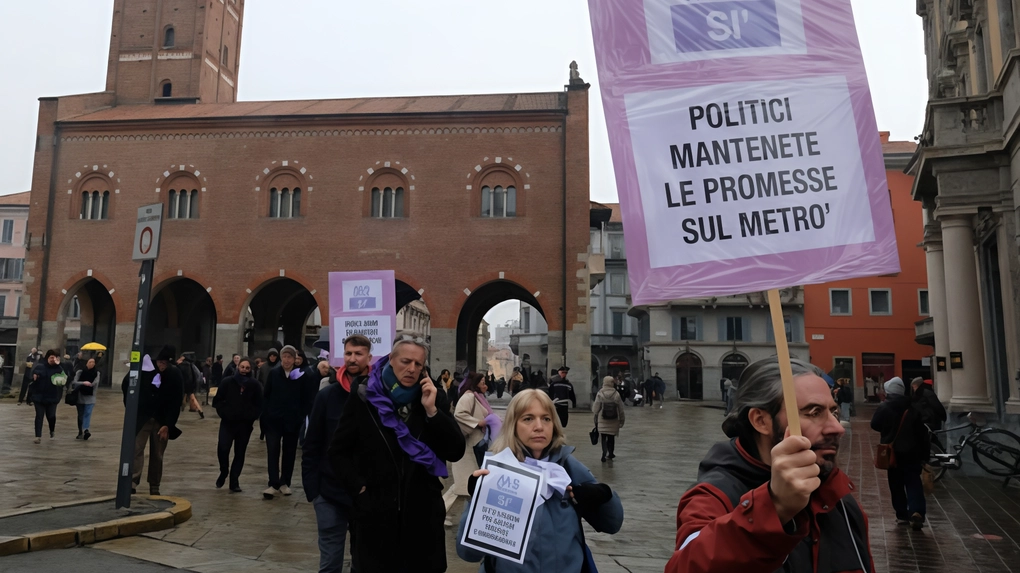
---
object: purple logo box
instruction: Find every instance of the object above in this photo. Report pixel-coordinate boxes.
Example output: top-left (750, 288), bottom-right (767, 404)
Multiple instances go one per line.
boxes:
top-left (672, 0), bottom-right (782, 53)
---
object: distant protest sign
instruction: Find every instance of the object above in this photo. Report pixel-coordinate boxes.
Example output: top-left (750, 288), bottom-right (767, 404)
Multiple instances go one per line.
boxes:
top-left (328, 271), bottom-right (396, 363)
top-left (589, 0), bottom-right (900, 304)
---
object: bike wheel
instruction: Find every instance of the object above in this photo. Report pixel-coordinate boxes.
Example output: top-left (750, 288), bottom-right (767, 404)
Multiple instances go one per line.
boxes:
top-left (972, 429), bottom-right (1020, 477)
top-left (926, 440), bottom-right (947, 482)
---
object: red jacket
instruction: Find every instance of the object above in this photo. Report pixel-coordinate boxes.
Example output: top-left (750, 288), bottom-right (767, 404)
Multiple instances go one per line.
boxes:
top-left (666, 438), bottom-right (874, 573)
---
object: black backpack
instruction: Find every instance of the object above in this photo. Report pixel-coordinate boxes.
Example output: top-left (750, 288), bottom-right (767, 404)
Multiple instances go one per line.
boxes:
top-left (600, 396), bottom-right (619, 420)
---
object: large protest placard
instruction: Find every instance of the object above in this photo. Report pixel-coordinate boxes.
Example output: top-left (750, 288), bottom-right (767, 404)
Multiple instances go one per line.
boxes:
top-left (460, 449), bottom-right (544, 564)
top-left (589, 0), bottom-right (900, 304)
top-left (328, 271), bottom-right (396, 364)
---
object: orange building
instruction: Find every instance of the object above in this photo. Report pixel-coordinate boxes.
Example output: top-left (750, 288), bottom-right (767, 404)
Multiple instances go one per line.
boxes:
top-left (803, 134), bottom-right (929, 402)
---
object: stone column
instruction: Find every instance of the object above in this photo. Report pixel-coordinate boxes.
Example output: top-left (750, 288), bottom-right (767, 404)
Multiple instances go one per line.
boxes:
top-left (429, 328), bottom-right (456, 379)
top-left (214, 323), bottom-right (243, 363)
top-left (924, 243), bottom-right (953, 402)
top-left (997, 223), bottom-right (1020, 413)
top-left (941, 217), bottom-right (994, 411)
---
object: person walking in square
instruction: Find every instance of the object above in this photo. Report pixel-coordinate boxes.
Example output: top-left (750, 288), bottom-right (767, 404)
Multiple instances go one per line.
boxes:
top-left (70, 357), bottom-right (101, 440)
top-left (593, 375), bottom-right (625, 462)
top-left (123, 346), bottom-right (184, 495)
top-left (262, 345), bottom-right (315, 499)
top-left (871, 377), bottom-right (929, 530)
top-left (29, 349), bottom-right (70, 443)
top-left (547, 366), bottom-right (576, 427)
top-left (213, 357), bottom-right (263, 492)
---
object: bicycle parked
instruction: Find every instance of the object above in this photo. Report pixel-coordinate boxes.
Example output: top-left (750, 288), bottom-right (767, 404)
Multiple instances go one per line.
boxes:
top-left (925, 412), bottom-right (1020, 487)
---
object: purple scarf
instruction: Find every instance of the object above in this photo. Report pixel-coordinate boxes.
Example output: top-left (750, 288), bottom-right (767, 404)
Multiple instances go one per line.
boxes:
top-left (364, 356), bottom-right (448, 477)
top-left (473, 389), bottom-right (493, 416)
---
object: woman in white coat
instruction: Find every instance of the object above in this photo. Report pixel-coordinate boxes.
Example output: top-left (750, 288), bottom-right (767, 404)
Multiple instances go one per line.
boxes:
top-left (443, 372), bottom-right (500, 521)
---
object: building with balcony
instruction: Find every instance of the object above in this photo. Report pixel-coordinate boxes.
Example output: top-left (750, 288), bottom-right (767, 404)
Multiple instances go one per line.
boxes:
top-left (0, 191), bottom-right (29, 391)
top-left (804, 134), bottom-right (931, 403)
top-left (910, 0), bottom-right (1020, 419)
top-left (589, 203), bottom-right (640, 391)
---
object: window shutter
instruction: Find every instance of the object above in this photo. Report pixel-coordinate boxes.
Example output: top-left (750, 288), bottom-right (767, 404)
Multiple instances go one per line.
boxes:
top-left (718, 317), bottom-right (727, 342)
top-left (742, 316), bottom-right (751, 342)
top-left (671, 316), bottom-right (680, 341)
top-left (696, 315), bottom-right (704, 341)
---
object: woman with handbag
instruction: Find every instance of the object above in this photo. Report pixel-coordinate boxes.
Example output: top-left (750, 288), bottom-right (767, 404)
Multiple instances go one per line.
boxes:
top-left (457, 389), bottom-right (624, 572)
top-left (870, 377), bottom-right (928, 531)
top-left (444, 373), bottom-right (501, 522)
top-left (29, 349), bottom-right (70, 444)
top-left (70, 358), bottom-right (101, 440)
top-left (592, 376), bottom-right (625, 462)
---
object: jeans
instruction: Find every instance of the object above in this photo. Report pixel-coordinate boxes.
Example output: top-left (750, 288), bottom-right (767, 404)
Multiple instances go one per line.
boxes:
top-left (313, 495), bottom-right (351, 573)
top-left (888, 462), bottom-right (926, 520)
top-left (840, 402), bottom-right (851, 421)
top-left (600, 434), bottom-right (616, 459)
top-left (217, 420), bottom-right (254, 486)
top-left (34, 402), bottom-right (57, 437)
top-left (76, 403), bottom-right (95, 433)
top-left (265, 425), bottom-right (299, 488)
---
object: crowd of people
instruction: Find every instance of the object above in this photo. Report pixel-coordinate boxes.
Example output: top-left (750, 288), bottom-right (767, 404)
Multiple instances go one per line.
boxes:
top-left (16, 331), bottom-right (963, 573)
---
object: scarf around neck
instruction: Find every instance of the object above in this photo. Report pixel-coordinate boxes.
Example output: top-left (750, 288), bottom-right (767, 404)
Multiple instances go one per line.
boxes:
top-left (365, 355), bottom-right (447, 477)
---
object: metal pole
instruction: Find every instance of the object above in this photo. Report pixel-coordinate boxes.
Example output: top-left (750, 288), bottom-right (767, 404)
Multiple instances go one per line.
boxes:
top-left (116, 259), bottom-right (154, 508)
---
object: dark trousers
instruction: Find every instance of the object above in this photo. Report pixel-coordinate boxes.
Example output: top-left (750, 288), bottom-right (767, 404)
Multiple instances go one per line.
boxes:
top-left (888, 462), bottom-right (926, 520)
top-left (218, 420), bottom-right (254, 485)
top-left (600, 434), bottom-right (616, 459)
top-left (555, 405), bottom-right (569, 428)
top-left (265, 425), bottom-right (299, 488)
top-left (18, 372), bottom-right (32, 403)
top-left (34, 402), bottom-right (57, 437)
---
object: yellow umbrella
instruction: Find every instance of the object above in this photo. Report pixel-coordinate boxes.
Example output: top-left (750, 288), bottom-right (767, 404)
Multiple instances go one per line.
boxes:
top-left (81, 342), bottom-right (107, 351)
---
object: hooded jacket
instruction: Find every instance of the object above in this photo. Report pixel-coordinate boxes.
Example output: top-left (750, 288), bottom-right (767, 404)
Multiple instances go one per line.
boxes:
top-left (870, 392), bottom-right (928, 465)
top-left (213, 372), bottom-right (263, 422)
top-left (666, 438), bottom-right (873, 573)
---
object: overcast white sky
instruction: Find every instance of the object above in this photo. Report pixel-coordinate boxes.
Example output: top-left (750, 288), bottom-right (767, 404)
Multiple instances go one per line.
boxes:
top-left (0, 0), bottom-right (928, 326)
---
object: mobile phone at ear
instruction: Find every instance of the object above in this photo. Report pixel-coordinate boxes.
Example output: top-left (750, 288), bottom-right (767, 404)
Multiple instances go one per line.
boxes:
top-left (419, 367), bottom-right (430, 384)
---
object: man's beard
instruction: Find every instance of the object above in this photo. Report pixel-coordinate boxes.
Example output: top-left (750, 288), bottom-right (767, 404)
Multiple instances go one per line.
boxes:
top-left (346, 363), bottom-right (364, 376)
top-left (771, 417), bottom-right (840, 479)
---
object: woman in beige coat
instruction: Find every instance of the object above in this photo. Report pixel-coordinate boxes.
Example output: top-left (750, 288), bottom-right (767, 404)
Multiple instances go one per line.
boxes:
top-left (592, 376), bottom-right (625, 462)
top-left (443, 373), bottom-right (495, 520)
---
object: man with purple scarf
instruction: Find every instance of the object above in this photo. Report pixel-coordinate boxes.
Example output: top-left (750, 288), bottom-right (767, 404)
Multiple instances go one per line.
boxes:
top-left (329, 333), bottom-right (464, 573)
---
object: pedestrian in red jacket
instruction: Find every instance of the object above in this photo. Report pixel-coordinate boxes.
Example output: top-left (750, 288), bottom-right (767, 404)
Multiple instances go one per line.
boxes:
top-left (666, 358), bottom-right (874, 573)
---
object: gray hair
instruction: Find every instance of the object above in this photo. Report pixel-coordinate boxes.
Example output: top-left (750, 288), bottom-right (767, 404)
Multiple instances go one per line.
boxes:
top-left (391, 331), bottom-right (429, 363)
top-left (721, 357), bottom-right (824, 440)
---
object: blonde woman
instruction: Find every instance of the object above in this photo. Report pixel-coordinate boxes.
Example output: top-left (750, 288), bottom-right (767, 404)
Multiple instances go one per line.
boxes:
top-left (456, 389), bottom-right (623, 572)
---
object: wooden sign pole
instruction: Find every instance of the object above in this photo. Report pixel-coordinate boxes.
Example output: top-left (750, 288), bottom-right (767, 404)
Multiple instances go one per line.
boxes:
top-left (767, 289), bottom-right (801, 437)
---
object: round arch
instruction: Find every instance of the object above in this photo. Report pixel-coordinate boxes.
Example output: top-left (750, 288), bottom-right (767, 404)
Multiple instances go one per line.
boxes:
top-left (242, 277), bottom-right (319, 356)
top-left (675, 351), bottom-right (704, 400)
top-left (456, 280), bottom-right (544, 372)
top-left (721, 352), bottom-right (750, 382)
top-left (57, 277), bottom-right (117, 385)
top-left (146, 278), bottom-right (217, 361)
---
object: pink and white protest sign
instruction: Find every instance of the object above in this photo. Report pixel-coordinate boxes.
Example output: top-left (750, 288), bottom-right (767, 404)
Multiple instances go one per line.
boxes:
top-left (589, 0), bottom-right (900, 305)
top-left (328, 270), bottom-right (396, 365)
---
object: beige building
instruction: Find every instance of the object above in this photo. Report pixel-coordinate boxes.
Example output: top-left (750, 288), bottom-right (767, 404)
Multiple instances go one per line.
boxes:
top-left (911, 1), bottom-right (1020, 420)
top-left (0, 192), bottom-right (29, 393)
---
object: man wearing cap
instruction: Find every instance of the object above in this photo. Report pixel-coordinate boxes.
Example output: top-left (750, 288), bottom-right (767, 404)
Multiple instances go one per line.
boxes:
top-left (547, 366), bottom-right (577, 427)
top-left (666, 357), bottom-right (872, 573)
top-left (122, 346), bottom-right (184, 496)
top-left (262, 345), bottom-right (315, 499)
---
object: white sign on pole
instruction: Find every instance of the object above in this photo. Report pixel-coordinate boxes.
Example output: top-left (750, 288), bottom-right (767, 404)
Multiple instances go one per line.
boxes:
top-left (132, 204), bottom-right (164, 261)
top-left (460, 450), bottom-right (544, 564)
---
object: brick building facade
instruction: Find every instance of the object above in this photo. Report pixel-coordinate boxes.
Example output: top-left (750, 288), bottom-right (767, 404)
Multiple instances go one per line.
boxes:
top-left (17, 0), bottom-right (595, 390)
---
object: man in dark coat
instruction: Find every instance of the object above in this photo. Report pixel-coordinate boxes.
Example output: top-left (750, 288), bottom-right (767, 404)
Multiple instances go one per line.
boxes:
top-left (667, 358), bottom-right (872, 573)
top-left (910, 377), bottom-right (947, 430)
top-left (303, 334), bottom-right (372, 573)
top-left (329, 334), bottom-right (464, 573)
top-left (17, 347), bottom-right (42, 404)
top-left (872, 377), bottom-right (929, 531)
top-left (547, 366), bottom-right (577, 427)
top-left (257, 349), bottom-right (278, 386)
top-left (211, 355), bottom-right (224, 388)
top-left (212, 357), bottom-right (263, 492)
top-left (122, 345), bottom-right (184, 496)
top-left (262, 345), bottom-right (317, 499)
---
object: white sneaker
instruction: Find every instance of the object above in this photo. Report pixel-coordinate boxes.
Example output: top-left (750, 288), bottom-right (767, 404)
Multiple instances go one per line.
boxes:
top-left (263, 487), bottom-right (280, 500)
top-left (279, 485), bottom-right (292, 496)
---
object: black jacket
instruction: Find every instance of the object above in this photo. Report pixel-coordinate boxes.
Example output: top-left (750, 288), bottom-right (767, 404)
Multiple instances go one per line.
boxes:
top-left (213, 373), bottom-right (263, 422)
top-left (913, 385), bottom-right (947, 430)
top-left (211, 362), bottom-right (223, 385)
top-left (548, 375), bottom-right (576, 407)
top-left (262, 364), bottom-right (317, 432)
top-left (302, 375), bottom-right (365, 506)
top-left (30, 362), bottom-right (70, 404)
top-left (870, 394), bottom-right (928, 465)
top-left (122, 365), bottom-right (184, 437)
top-left (328, 384), bottom-right (465, 573)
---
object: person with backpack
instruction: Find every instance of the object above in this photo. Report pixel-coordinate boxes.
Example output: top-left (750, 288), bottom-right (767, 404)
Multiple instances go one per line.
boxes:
top-left (177, 354), bottom-right (205, 419)
top-left (871, 377), bottom-right (929, 531)
top-left (592, 375), bottom-right (626, 463)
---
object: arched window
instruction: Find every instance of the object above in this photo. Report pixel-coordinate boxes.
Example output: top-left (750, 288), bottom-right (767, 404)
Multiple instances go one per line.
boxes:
top-left (481, 185), bottom-right (516, 218)
top-left (269, 188), bottom-right (301, 218)
top-left (168, 188), bottom-right (199, 219)
top-left (161, 81), bottom-right (172, 98)
top-left (222, 45), bottom-right (229, 67)
top-left (163, 26), bottom-right (175, 48)
top-left (80, 189), bottom-right (110, 220)
top-left (371, 187), bottom-right (404, 218)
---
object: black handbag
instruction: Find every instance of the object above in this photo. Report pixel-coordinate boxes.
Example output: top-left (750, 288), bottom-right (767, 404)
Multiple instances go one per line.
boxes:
top-left (589, 414), bottom-right (599, 446)
top-left (64, 384), bottom-right (79, 406)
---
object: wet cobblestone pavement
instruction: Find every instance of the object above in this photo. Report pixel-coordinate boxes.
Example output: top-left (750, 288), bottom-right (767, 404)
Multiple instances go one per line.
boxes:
top-left (1, 393), bottom-right (1018, 572)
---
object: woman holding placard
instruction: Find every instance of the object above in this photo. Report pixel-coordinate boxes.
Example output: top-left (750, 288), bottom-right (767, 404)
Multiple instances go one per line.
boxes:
top-left (456, 389), bottom-right (624, 572)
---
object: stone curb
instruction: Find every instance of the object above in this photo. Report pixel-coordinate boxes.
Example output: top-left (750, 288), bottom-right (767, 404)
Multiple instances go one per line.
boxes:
top-left (0, 495), bottom-right (191, 557)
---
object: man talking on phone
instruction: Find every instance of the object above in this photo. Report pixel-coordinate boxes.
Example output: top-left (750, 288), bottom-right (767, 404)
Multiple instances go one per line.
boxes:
top-left (666, 358), bottom-right (873, 573)
top-left (329, 332), bottom-right (464, 573)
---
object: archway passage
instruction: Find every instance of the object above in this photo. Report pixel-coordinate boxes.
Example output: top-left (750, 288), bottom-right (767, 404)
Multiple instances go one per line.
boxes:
top-left (146, 279), bottom-right (216, 362)
top-left (457, 281), bottom-right (544, 373)
top-left (721, 353), bottom-right (749, 382)
top-left (246, 278), bottom-right (317, 357)
top-left (63, 279), bottom-right (117, 386)
top-left (676, 352), bottom-right (703, 400)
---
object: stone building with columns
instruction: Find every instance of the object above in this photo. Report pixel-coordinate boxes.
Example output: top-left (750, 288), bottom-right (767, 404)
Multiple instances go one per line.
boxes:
top-left (16, 0), bottom-right (595, 392)
top-left (910, 0), bottom-right (1020, 422)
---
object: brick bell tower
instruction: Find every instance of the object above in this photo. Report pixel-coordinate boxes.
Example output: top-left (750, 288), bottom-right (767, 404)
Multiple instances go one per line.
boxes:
top-left (105, 0), bottom-right (244, 104)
